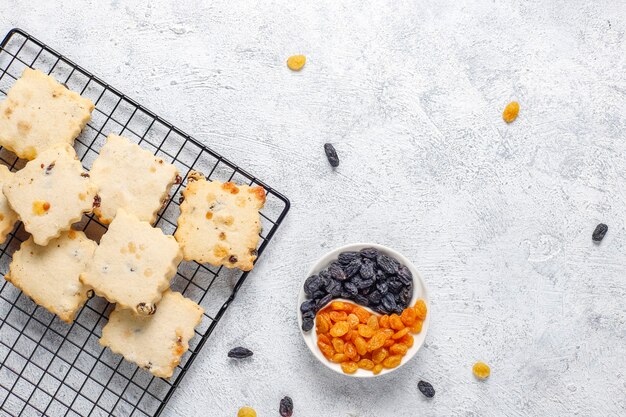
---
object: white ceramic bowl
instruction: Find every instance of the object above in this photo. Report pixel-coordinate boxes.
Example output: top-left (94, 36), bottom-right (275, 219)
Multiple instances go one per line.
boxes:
top-left (297, 243), bottom-right (430, 378)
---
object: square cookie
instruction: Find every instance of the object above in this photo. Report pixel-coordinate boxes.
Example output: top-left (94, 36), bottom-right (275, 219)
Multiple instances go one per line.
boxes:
top-left (174, 172), bottom-right (266, 271)
top-left (0, 165), bottom-right (18, 244)
top-left (80, 208), bottom-right (182, 315)
top-left (89, 134), bottom-right (179, 224)
top-left (2, 144), bottom-right (97, 245)
top-left (5, 230), bottom-right (96, 323)
top-left (100, 290), bottom-right (204, 378)
top-left (0, 68), bottom-right (94, 160)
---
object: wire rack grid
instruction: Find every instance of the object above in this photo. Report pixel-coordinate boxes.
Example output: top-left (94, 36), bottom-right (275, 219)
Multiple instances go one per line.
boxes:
top-left (0, 28), bottom-right (290, 417)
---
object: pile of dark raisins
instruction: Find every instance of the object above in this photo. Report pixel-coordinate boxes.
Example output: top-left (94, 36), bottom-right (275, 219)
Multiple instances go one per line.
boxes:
top-left (301, 247), bottom-right (413, 331)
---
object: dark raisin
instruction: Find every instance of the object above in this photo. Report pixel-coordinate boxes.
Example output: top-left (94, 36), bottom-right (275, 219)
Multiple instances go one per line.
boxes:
top-left (397, 266), bottom-right (413, 285)
top-left (279, 396), bottom-right (294, 417)
top-left (304, 275), bottom-right (321, 297)
top-left (360, 260), bottom-right (375, 280)
top-left (388, 279), bottom-right (403, 294)
top-left (355, 278), bottom-right (375, 290)
top-left (93, 195), bottom-right (101, 208)
top-left (178, 196), bottom-right (185, 204)
top-left (228, 347), bottom-right (253, 359)
top-left (359, 285), bottom-right (372, 295)
top-left (175, 174), bottom-right (183, 184)
top-left (353, 294), bottom-right (369, 306)
top-left (312, 290), bottom-right (326, 300)
top-left (376, 254), bottom-right (399, 275)
top-left (399, 284), bottom-right (413, 308)
top-left (592, 223), bottom-right (608, 242)
top-left (359, 247), bottom-right (379, 259)
top-left (80, 172), bottom-right (90, 178)
top-left (418, 380), bottom-right (435, 398)
top-left (229, 255), bottom-right (238, 263)
top-left (302, 317), bottom-right (314, 332)
top-left (300, 299), bottom-right (317, 314)
top-left (368, 290), bottom-right (382, 305)
top-left (317, 293), bottom-right (332, 309)
top-left (376, 269), bottom-right (386, 281)
top-left (86, 289), bottom-right (94, 299)
top-left (343, 281), bottom-right (358, 297)
top-left (302, 311), bottom-right (315, 321)
top-left (136, 302), bottom-right (156, 315)
top-left (338, 251), bottom-right (359, 265)
top-left (329, 263), bottom-right (347, 281)
top-left (381, 293), bottom-right (397, 312)
top-left (323, 143), bottom-right (339, 167)
top-left (328, 280), bottom-right (342, 297)
top-left (45, 162), bottom-right (55, 174)
top-left (376, 281), bottom-right (389, 295)
top-left (343, 259), bottom-right (362, 278)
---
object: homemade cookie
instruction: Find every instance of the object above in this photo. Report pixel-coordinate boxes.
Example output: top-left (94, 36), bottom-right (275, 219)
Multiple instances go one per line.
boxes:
top-left (174, 172), bottom-right (266, 271)
top-left (5, 230), bottom-right (96, 323)
top-left (0, 68), bottom-right (94, 160)
top-left (90, 134), bottom-right (179, 224)
top-left (100, 290), bottom-right (204, 378)
top-left (0, 165), bottom-right (18, 244)
top-left (2, 144), bottom-right (97, 245)
top-left (80, 209), bottom-right (182, 315)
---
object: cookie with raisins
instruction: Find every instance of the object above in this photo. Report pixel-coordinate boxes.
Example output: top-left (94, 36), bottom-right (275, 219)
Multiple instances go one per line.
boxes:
top-left (80, 208), bottom-right (182, 316)
top-left (174, 171), bottom-right (265, 271)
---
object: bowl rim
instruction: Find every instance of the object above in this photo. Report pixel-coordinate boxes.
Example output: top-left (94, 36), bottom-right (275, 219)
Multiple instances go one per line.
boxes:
top-left (297, 242), bottom-right (430, 378)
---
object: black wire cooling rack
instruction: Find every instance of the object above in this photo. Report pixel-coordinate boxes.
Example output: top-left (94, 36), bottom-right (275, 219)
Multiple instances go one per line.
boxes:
top-left (0, 28), bottom-right (290, 417)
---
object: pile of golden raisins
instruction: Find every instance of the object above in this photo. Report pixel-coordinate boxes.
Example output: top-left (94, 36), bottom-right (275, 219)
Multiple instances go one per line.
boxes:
top-left (316, 299), bottom-right (427, 374)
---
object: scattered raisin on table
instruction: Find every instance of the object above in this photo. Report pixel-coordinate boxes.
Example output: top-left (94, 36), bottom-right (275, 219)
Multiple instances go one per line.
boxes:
top-left (418, 380), bottom-right (435, 398)
top-left (502, 101), bottom-right (520, 123)
top-left (324, 143), bottom-right (340, 167)
top-left (279, 396), bottom-right (294, 417)
top-left (287, 55), bottom-right (306, 71)
top-left (228, 347), bottom-right (253, 359)
top-left (237, 406), bottom-right (256, 417)
top-left (592, 223), bottom-right (608, 242)
top-left (473, 361), bottom-right (490, 380)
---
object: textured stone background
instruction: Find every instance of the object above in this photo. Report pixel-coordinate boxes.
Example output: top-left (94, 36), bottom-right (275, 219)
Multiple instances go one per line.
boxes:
top-left (2, 0), bottom-right (626, 416)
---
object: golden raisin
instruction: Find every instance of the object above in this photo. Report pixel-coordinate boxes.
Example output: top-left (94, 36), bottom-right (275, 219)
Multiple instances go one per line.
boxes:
top-left (371, 347), bottom-right (389, 364)
top-left (414, 299), bottom-right (427, 320)
top-left (372, 364), bottom-right (383, 375)
top-left (318, 333), bottom-right (331, 345)
top-left (382, 355), bottom-right (402, 369)
top-left (329, 311), bottom-right (347, 322)
top-left (400, 308), bottom-right (417, 326)
top-left (332, 353), bottom-right (347, 363)
top-left (317, 342), bottom-right (334, 358)
top-left (331, 338), bottom-right (345, 353)
top-left (389, 343), bottom-right (408, 355)
top-left (330, 301), bottom-right (351, 311)
top-left (502, 101), bottom-right (519, 123)
top-left (316, 315), bottom-right (330, 334)
top-left (330, 321), bottom-right (349, 337)
top-left (344, 342), bottom-right (357, 359)
top-left (358, 359), bottom-right (375, 370)
top-left (473, 361), bottom-right (491, 380)
top-left (400, 333), bottom-right (414, 348)
top-left (287, 55), bottom-right (306, 71)
top-left (410, 320), bottom-right (423, 334)
top-left (379, 315), bottom-right (390, 328)
top-left (357, 324), bottom-right (375, 338)
top-left (354, 337), bottom-right (368, 356)
top-left (367, 332), bottom-right (387, 352)
top-left (392, 327), bottom-right (409, 340)
top-left (389, 314), bottom-right (405, 330)
top-left (32, 200), bottom-right (50, 215)
top-left (353, 306), bottom-right (370, 323)
top-left (238, 406), bottom-right (257, 417)
top-left (346, 313), bottom-right (360, 329)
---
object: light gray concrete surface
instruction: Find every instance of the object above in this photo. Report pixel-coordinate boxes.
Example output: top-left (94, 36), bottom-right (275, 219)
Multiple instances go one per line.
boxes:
top-left (2, 0), bottom-right (626, 416)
